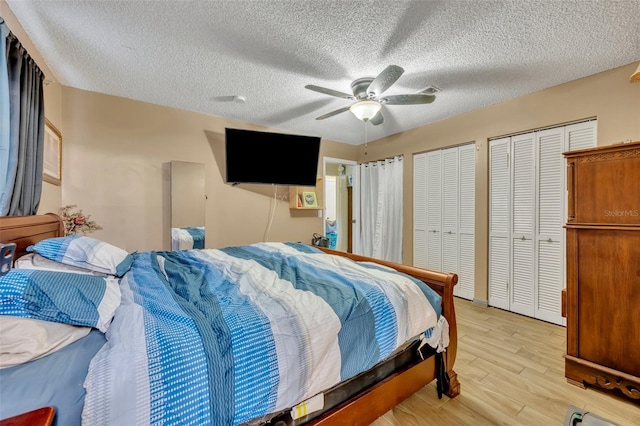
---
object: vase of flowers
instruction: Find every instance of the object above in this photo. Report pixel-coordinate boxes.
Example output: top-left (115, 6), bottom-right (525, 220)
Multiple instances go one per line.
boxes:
top-left (59, 204), bottom-right (103, 236)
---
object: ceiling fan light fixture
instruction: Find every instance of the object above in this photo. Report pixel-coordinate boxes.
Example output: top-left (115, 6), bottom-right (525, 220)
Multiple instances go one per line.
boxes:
top-left (350, 100), bottom-right (382, 121)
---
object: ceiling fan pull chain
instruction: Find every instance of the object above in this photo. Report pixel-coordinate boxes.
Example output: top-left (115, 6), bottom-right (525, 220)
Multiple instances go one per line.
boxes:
top-left (364, 121), bottom-right (368, 156)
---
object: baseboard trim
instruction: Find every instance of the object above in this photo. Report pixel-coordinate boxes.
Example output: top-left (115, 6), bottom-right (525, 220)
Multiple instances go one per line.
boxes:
top-left (472, 299), bottom-right (488, 308)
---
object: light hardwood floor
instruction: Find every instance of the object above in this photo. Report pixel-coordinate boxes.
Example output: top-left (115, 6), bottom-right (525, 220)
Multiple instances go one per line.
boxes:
top-left (372, 298), bottom-right (640, 425)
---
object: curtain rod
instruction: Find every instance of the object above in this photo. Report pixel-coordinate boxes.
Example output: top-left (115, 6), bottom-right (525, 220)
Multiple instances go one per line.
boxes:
top-left (360, 155), bottom-right (403, 166)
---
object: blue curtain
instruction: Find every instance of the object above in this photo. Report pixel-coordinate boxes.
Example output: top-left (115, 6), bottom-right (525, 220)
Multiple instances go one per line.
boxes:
top-left (0, 21), bottom-right (45, 216)
top-left (0, 18), bottom-right (11, 213)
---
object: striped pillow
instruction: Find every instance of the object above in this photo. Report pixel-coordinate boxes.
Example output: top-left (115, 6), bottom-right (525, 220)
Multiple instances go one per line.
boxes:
top-left (0, 269), bottom-right (121, 332)
top-left (27, 236), bottom-right (133, 277)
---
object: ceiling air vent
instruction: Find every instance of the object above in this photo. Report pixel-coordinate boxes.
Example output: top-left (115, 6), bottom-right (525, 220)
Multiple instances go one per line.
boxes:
top-left (419, 85), bottom-right (442, 95)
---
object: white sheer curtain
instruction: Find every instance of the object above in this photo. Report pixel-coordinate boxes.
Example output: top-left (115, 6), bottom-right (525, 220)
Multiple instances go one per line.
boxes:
top-left (357, 155), bottom-right (403, 262)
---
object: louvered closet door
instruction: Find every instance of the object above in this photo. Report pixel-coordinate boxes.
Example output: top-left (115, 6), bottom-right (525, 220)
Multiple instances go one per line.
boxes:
top-left (426, 151), bottom-right (442, 271)
top-left (457, 144), bottom-right (475, 300)
top-left (442, 148), bottom-right (459, 285)
top-left (413, 153), bottom-right (428, 268)
top-left (489, 138), bottom-right (510, 310)
top-left (536, 128), bottom-right (565, 325)
top-left (564, 121), bottom-right (597, 224)
top-left (510, 133), bottom-right (536, 317)
top-left (566, 120), bottom-right (597, 151)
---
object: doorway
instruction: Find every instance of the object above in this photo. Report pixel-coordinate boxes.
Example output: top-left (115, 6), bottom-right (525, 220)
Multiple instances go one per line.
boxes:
top-left (323, 157), bottom-right (359, 253)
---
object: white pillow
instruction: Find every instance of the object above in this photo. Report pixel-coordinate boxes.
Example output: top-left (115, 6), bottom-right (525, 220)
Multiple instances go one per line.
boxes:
top-left (14, 253), bottom-right (103, 275)
top-left (0, 316), bottom-right (91, 368)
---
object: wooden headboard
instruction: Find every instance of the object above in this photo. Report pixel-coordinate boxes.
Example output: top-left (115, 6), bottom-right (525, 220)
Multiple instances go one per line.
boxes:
top-left (0, 214), bottom-right (64, 261)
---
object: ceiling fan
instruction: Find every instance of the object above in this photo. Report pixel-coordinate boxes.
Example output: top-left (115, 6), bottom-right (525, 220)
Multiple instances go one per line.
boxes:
top-left (305, 65), bottom-right (435, 126)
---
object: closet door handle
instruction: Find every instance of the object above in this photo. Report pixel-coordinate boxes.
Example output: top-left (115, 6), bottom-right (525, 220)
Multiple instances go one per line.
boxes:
top-left (547, 238), bottom-right (553, 243)
top-left (521, 236), bottom-right (526, 241)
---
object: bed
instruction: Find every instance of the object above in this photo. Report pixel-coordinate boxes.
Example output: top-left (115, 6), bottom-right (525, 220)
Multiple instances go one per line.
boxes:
top-left (0, 213), bottom-right (459, 426)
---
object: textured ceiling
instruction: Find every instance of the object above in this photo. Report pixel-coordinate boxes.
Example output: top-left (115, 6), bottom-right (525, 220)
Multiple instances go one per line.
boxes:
top-left (6, 0), bottom-right (640, 145)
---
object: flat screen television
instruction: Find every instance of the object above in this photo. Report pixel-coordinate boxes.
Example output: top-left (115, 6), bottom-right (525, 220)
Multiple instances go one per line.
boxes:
top-left (225, 128), bottom-right (321, 186)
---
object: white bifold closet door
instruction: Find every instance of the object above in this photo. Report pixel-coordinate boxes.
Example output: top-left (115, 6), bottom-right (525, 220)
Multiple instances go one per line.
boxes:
top-left (442, 148), bottom-right (459, 289)
top-left (413, 143), bottom-right (475, 300)
top-left (488, 138), bottom-right (510, 310)
top-left (566, 121), bottom-right (597, 151)
top-left (426, 151), bottom-right (443, 272)
top-left (488, 120), bottom-right (596, 325)
top-left (535, 128), bottom-right (565, 323)
top-left (511, 133), bottom-right (536, 317)
top-left (413, 154), bottom-right (428, 269)
top-left (457, 144), bottom-right (475, 300)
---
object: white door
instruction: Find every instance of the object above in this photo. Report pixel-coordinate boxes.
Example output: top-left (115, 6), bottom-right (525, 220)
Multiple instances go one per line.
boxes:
top-left (323, 157), bottom-right (359, 253)
top-left (442, 147), bottom-right (459, 291)
top-left (489, 138), bottom-right (510, 310)
top-left (489, 120), bottom-right (597, 323)
top-left (566, 120), bottom-right (597, 151)
top-left (351, 165), bottom-right (361, 254)
top-left (457, 144), bottom-right (476, 300)
top-left (535, 128), bottom-right (565, 325)
top-left (413, 153), bottom-right (428, 268)
top-left (510, 133), bottom-right (536, 317)
top-left (426, 151), bottom-right (443, 271)
top-left (415, 144), bottom-right (475, 300)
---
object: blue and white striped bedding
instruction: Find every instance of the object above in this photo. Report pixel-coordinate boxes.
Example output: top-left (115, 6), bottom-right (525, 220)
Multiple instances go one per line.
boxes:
top-left (0, 269), bottom-right (121, 333)
top-left (171, 226), bottom-right (206, 250)
top-left (82, 242), bottom-right (446, 426)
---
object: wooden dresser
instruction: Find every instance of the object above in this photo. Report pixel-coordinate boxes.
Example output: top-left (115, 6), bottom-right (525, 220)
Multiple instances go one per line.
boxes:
top-left (563, 141), bottom-right (640, 400)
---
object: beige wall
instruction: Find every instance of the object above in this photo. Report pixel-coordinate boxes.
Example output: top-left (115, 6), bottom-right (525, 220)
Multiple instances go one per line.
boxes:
top-left (60, 87), bottom-right (357, 251)
top-left (1, 1), bottom-right (63, 214)
top-left (359, 62), bottom-right (640, 302)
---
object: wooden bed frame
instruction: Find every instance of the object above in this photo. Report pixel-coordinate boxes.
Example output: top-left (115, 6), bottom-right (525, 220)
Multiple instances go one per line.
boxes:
top-left (0, 214), bottom-right (460, 426)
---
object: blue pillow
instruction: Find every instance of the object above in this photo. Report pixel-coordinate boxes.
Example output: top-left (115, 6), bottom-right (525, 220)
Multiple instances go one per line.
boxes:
top-left (0, 269), bottom-right (120, 332)
top-left (27, 235), bottom-right (133, 277)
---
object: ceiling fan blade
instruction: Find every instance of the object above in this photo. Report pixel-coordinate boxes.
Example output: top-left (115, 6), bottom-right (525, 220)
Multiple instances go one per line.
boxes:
top-left (366, 65), bottom-right (404, 97)
top-left (315, 106), bottom-right (351, 120)
top-left (305, 85), bottom-right (355, 100)
top-left (369, 111), bottom-right (384, 126)
top-left (381, 94), bottom-right (436, 105)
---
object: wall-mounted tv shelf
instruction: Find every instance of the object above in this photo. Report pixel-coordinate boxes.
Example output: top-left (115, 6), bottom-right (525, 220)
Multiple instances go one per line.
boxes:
top-left (289, 177), bottom-right (323, 210)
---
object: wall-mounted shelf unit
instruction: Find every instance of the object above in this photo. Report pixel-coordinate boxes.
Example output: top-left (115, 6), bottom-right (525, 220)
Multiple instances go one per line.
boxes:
top-left (289, 177), bottom-right (323, 210)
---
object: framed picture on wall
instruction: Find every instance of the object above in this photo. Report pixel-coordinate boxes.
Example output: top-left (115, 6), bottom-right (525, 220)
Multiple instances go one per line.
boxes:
top-left (43, 119), bottom-right (62, 185)
top-left (302, 191), bottom-right (318, 207)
